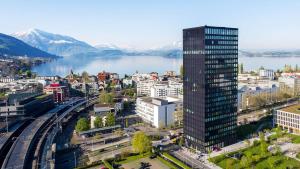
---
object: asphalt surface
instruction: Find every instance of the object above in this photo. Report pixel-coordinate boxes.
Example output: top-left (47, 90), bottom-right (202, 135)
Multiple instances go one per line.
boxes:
top-left (2, 99), bottom-right (85, 169)
top-left (2, 112), bottom-right (55, 169)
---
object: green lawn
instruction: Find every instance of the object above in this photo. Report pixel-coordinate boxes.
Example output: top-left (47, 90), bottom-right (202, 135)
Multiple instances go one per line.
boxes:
top-left (286, 133), bottom-right (300, 144)
top-left (115, 152), bottom-right (151, 164)
top-left (210, 141), bottom-right (300, 169)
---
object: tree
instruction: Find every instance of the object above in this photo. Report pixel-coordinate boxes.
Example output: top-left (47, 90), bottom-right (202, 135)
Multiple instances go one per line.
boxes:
top-left (94, 116), bottom-right (103, 128)
top-left (75, 118), bottom-right (90, 132)
top-left (226, 159), bottom-right (234, 169)
top-left (131, 131), bottom-right (151, 154)
top-left (125, 118), bottom-right (129, 128)
top-left (241, 156), bottom-right (250, 168)
top-left (251, 95), bottom-right (267, 108)
top-left (106, 112), bottom-right (115, 126)
top-left (81, 71), bottom-right (90, 82)
top-left (99, 91), bottom-right (115, 104)
top-left (238, 63), bottom-right (244, 74)
top-left (274, 144), bottom-right (282, 155)
top-left (259, 132), bottom-right (265, 142)
top-left (25, 70), bottom-right (32, 78)
top-left (276, 126), bottom-right (283, 138)
top-left (180, 64), bottom-right (184, 78)
top-left (179, 136), bottom-right (184, 147)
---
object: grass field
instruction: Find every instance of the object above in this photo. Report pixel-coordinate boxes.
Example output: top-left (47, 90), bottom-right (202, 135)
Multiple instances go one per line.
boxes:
top-left (121, 156), bottom-right (170, 169)
top-left (210, 141), bottom-right (300, 169)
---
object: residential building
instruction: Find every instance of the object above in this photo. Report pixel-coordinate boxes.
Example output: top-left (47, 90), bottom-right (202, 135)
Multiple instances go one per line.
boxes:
top-left (238, 82), bottom-right (279, 111)
top-left (90, 104), bottom-right (113, 128)
top-left (183, 26), bottom-right (238, 152)
top-left (274, 104), bottom-right (300, 134)
top-left (97, 71), bottom-right (110, 82)
top-left (136, 97), bottom-right (176, 128)
top-left (150, 80), bottom-right (183, 98)
top-left (122, 78), bottom-right (134, 88)
top-left (259, 69), bottom-right (274, 80)
top-left (278, 75), bottom-right (300, 96)
top-left (137, 80), bottom-right (156, 96)
top-left (164, 71), bottom-right (177, 77)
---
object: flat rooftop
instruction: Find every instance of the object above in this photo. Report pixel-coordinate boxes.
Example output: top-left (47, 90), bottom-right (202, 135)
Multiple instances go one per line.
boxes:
top-left (280, 104), bottom-right (300, 114)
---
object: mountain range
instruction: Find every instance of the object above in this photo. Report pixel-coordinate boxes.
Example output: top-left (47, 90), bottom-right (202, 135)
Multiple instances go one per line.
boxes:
top-left (0, 33), bottom-right (58, 59)
top-left (2, 28), bottom-right (300, 59)
top-left (11, 29), bottom-right (182, 58)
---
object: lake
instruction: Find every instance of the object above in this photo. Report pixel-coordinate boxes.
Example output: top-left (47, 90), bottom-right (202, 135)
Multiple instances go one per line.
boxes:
top-left (32, 55), bottom-right (300, 77)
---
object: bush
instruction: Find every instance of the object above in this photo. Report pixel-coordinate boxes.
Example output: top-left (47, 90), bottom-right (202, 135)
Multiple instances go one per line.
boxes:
top-left (120, 150), bottom-right (131, 159)
top-left (253, 140), bottom-right (260, 146)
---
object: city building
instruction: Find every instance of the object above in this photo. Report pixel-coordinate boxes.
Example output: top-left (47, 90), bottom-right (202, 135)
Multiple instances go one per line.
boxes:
top-left (122, 78), bottom-right (134, 88)
top-left (150, 80), bottom-right (183, 98)
top-left (44, 83), bottom-right (69, 103)
top-left (238, 81), bottom-right (279, 111)
top-left (90, 104), bottom-right (113, 128)
top-left (97, 71), bottom-right (110, 82)
top-left (259, 69), bottom-right (274, 80)
top-left (278, 75), bottom-right (300, 96)
top-left (136, 97), bottom-right (177, 128)
top-left (164, 71), bottom-right (177, 77)
top-left (183, 26), bottom-right (238, 152)
top-left (0, 92), bottom-right (54, 129)
top-left (274, 104), bottom-right (300, 134)
top-left (136, 80), bottom-right (156, 96)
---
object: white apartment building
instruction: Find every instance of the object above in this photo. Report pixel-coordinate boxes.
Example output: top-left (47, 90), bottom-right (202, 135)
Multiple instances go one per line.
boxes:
top-left (274, 104), bottom-right (300, 134)
top-left (122, 78), bottom-right (133, 87)
top-left (259, 69), bottom-right (274, 80)
top-left (278, 75), bottom-right (300, 96)
top-left (132, 73), bottom-right (151, 82)
top-left (137, 79), bottom-right (183, 97)
top-left (136, 80), bottom-right (156, 96)
top-left (136, 97), bottom-right (176, 128)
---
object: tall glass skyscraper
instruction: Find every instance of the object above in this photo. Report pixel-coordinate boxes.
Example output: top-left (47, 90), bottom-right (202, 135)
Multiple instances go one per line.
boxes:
top-left (183, 26), bottom-right (238, 152)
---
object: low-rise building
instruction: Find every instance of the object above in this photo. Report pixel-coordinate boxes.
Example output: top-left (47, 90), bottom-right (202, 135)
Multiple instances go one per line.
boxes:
top-left (238, 81), bottom-right (279, 111)
top-left (44, 83), bottom-right (68, 103)
top-left (259, 69), bottom-right (274, 80)
top-left (278, 75), bottom-right (300, 96)
top-left (90, 104), bottom-right (114, 128)
top-left (137, 79), bottom-right (183, 97)
top-left (136, 97), bottom-right (176, 128)
top-left (274, 104), bottom-right (300, 134)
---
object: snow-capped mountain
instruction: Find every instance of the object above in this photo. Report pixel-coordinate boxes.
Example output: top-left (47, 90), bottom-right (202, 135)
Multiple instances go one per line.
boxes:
top-left (0, 33), bottom-right (59, 59)
top-left (12, 28), bottom-right (183, 58)
top-left (94, 43), bottom-right (120, 50)
top-left (12, 29), bottom-right (97, 57)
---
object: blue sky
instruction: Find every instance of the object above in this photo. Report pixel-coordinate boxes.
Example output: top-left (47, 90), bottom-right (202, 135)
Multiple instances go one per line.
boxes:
top-left (1, 0), bottom-right (300, 49)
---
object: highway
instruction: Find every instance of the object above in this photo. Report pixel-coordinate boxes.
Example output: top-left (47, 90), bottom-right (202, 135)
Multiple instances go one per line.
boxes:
top-left (1, 98), bottom-right (88, 169)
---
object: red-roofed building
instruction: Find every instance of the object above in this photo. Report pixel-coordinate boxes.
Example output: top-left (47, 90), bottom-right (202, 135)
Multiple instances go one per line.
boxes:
top-left (44, 83), bottom-right (69, 103)
top-left (97, 71), bottom-right (110, 82)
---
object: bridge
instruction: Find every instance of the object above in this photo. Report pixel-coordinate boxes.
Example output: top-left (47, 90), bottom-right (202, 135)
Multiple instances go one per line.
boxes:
top-left (0, 97), bottom-right (94, 169)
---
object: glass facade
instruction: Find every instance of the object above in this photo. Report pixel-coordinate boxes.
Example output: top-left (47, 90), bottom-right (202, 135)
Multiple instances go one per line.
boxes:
top-left (183, 26), bottom-right (238, 152)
